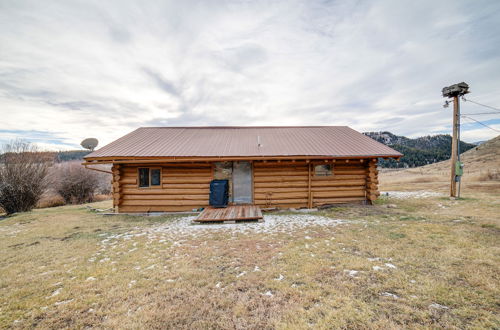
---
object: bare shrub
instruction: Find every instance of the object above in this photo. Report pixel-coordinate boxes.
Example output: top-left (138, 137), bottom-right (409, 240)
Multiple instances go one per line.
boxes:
top-left (0, 140), bottom-right (50, 214)
top-left (55, 162), bottom-right (100, 204)
top-left (37, 193), bottom-right (65, 208)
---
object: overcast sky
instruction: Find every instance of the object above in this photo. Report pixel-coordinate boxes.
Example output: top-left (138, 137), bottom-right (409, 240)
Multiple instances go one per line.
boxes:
top-left (1, 0), bottom-right (499, 150)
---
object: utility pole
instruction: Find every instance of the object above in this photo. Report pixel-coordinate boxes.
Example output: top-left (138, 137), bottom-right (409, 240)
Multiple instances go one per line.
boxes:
top-left (442, 82), bottom-right (469, 198)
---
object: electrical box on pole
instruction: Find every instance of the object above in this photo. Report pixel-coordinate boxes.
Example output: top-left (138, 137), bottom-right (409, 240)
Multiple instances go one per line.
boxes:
top-left (442, 82), bottom-right (469, 198)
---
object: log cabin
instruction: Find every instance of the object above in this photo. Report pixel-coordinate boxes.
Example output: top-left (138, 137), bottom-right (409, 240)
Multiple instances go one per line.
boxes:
top-left (83, 126), bottom-right (402, 213)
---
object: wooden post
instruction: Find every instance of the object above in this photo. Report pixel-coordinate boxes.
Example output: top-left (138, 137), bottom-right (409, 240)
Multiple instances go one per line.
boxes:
top-left (307, 162), bottom-right (312, 208)
top-left (450, 95), bottom-right (459, 197)
top-left (112, 164), bottom-right (122, 212)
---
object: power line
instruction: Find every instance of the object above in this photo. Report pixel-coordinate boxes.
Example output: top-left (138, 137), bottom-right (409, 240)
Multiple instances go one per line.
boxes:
top-left (461, 97), bottom-right (500, 113)
top-left (461, 112), bottom-right (500, 116)
top-left (461, 115), bottom-right (500, 133)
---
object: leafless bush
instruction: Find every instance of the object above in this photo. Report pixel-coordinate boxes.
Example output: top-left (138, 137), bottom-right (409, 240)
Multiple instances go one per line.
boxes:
top-left (37, 193), bottom-right (66, 208)
top-left (0, 140), bottom-right (50, 214)
top-left (55, 162), bottom-right (100, 204)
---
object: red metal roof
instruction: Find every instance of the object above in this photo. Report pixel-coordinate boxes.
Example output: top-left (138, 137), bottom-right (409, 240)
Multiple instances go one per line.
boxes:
top-left (85, 126), bottom-right (402, 159)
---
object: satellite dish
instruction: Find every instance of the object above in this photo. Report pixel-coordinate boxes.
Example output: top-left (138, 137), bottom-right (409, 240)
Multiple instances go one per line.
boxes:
top-left (81, 138), bottom-right (98, 151)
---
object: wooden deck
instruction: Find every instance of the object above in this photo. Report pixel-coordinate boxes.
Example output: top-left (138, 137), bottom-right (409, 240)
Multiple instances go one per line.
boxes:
top-left (195, 205), bottom-right (263, 223)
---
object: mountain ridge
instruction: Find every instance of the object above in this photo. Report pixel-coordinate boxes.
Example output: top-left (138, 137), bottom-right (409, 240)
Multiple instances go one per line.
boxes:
top-left (363, 131), bottom-right (476, 168)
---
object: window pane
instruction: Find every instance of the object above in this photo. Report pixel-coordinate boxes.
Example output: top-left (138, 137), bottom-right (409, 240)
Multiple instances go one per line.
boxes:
top-left (139, 168), bottom-right (149, 187)
top-left (315, 164), bottom-right (332, 176)
top-left (214, 162), bottom-right (233, 201)
top-left (151, 169), bottom-right (161, 186)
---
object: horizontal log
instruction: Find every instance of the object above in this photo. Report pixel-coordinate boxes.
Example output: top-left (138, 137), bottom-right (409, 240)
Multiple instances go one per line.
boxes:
top-left (254, 201), bottom-right (308, 207)
top-left (253, 187), bottom-right (308, 193)
top-left (163, 178), bottom-right (213, 184)
top-left (253, 163), bottom-right (308, 168)
top-left (122, 194), bottom-right (209, 201)
top-left (118, 206), bottom-right (201, 212)
top-left (312, 174), bottom-right (366, 181)
top-left (312, 179), bottom-right (366, 187)
top-left (163, 171), bottom-right (212, 178)
top-left (333, 170), bottom-right (366, 175)
top-left (122, 188), bottom-right (209, 195)
top-left (313, 197), bottom-right (366, 205)
top-left (313, 190), bottom-right (366, 198)
top-left (254, 182), bottom-right (308, 188)
top-left (121, 200), bottom-right (209, 206)
top-left (123, 163), bottom-right (212, 168)
top-left (254, 198), bottom-right (308, 204)
top-left (254, 176), bottom-right (308, 183)
top-left (253, 170), bottom-right (309, 176)
top-left (157, 183), bottom-right (210, 189)
top-left (311, 186), bottom-right (365, 192)
top-left (255, 192), bottom-right (309, 199)
top-left (120, 178), bottom-right (137, 184)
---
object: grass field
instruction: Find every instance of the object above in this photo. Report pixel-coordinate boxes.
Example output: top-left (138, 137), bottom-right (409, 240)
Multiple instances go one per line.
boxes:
top-left (1, 190), bottom-right (499, 329)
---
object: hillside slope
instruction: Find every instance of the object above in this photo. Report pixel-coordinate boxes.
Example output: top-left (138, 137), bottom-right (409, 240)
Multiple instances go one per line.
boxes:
top-left (379, 135), bottom-right (500, 193)
top-left (364, 132), bottom-right (476, 168)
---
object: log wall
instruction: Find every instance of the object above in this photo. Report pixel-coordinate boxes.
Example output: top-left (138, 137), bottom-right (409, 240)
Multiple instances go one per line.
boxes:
top-left (114, 159), bottom-right (380, 212)
top-left (117, 163), bottom-right (213, 213)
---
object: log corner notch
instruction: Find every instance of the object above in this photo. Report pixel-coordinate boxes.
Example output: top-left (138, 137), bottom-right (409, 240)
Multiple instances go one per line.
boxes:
top-left (111, 164), bottom-right (122, 211)
top-left (365, 158), bottom-right (380, 204)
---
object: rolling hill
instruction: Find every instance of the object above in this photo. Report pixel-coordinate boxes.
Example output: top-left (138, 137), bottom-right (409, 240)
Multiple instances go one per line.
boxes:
top-left (363, 132), bottom-right (476, 168)
top-left (379, 134), bottom-right (500, 193)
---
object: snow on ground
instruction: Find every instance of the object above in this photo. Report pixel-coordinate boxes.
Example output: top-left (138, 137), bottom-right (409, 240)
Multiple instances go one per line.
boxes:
top-left (380, 191), bottom-right (444, 199)
top-left (95, 214), bottom-right (348, 255)
top-left (148, 214), bottom-right (348, 237)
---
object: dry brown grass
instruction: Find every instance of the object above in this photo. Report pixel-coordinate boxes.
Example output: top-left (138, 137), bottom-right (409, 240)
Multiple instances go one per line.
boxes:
top-left (380, 135), bottom-right (500, 194)
top-left (1, 190), bottom-right (499, 329)
top-left (37, 193), bottom-right (66, 208)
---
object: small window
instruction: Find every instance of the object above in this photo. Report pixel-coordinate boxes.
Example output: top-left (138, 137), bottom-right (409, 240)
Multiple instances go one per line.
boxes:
top-left (315, 164), bottom-right (333, 177)
top-left (139, 168), bottom-right (149, 187)
top-left (151, 169), bottom-right (161, 186)
top-left (138, 168), bottom-right (162, 188)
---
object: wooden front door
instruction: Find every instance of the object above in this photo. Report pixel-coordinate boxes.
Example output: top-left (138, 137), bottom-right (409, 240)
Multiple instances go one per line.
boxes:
top-left (232, 161), bottom-right (253, 204)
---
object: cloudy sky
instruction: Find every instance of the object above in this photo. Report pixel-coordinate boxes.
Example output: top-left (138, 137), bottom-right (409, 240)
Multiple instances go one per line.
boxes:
top-left (1, 0), bottom-right (499, 150)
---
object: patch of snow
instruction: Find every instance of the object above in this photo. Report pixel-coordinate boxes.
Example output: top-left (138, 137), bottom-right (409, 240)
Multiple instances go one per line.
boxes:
top-left (148, 214), bottom-right (347, 237)
top-left (262, 291), bottom-right (274, 297)
top-left (54, 299), bottom-right (73, 306)
top-left (429, 303), bottom-right (449, 310)
top-left (381, 191), bottom-right (443, 199)
top-left (368, 257), bottom-right (380, 262)
top-left (47, 288), bottom-right (62, 298)
top-left (236, 271), bottom-right (247, 278)
top-left (385, 263), bottom-right (397, 269)
top-left (253, 266), bottom-right (261, 272)
top-left (380, 292), bottom-right (399, 299)
top-left (372, 266), bottom-right (384, 271)
top-left (344, 270), bottom-right (359, 277)
top-left (86, 277), bottom-right (96, 281)
top-left (274, 274), bottom-right (284, 281)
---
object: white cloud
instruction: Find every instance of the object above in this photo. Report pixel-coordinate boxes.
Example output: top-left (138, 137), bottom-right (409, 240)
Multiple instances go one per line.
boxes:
top-left (0, 0), bottom-right (499, 149)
